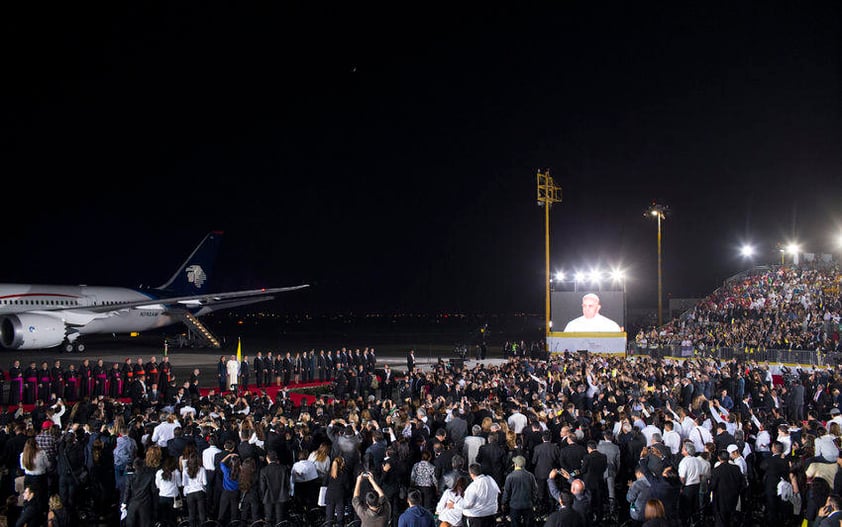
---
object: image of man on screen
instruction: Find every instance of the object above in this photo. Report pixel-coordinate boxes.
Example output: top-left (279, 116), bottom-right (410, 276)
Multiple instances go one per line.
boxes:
top-left (563, 293), bottom-right (622, 332)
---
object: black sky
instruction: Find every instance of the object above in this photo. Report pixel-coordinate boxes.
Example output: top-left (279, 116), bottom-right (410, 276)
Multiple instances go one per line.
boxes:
top-left (1, 4), bottom-right (841, 315)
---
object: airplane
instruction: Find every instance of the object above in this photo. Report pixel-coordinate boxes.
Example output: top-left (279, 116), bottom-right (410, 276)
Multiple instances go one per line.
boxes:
top-left (0, 231), bottom-right (309, 352)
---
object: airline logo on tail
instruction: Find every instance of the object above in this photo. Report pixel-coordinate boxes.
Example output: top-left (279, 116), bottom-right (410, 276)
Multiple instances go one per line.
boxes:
top-left (186, 265), bottom-right (207, 289)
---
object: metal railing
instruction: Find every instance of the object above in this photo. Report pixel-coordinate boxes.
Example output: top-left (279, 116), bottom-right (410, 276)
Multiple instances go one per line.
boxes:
top-left (627, 342), bottom-right (830, 366)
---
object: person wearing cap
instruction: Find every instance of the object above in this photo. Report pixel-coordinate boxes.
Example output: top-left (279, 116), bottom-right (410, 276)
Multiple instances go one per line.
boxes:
top-left (502, 455), bottom-right (537, 527)
top-left (726, 444), bottom-right (748, 478)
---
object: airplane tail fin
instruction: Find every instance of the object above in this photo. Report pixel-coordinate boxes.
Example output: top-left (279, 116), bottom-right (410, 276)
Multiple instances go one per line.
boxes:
top-left (155, 231), bottom-right (224, 294)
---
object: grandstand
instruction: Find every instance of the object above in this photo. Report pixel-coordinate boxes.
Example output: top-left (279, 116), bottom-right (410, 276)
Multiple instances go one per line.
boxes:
top-left (630, 263), bottom-right (842, 365)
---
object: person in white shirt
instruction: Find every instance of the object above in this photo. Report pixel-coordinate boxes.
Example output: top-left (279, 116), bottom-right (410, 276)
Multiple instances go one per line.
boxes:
top-left (689, 419), bottom-right (714, 454)
top-left (641, 420), bottom-right (662, 447)
top-left (662, 421), bottom-right (682, 455)
top-left (507, 407), bottom-right (528, 435)
top-left (563, 293), bottom-right (622, 332)
top-left (463, 426), bottom-right (486, 467)
top-left (291, 449), bottom-right (321, 500)
top-left (155, 457), bottom-right (183, 525)
top-left (182, 451), bottom-right (208, 527)
top-left (677, 441), bottom-right (710, 520)
top-left (461, 463), bottom-right (500, 527)
top-left (814, 426), bottom-right (840, 462)
top-left (151, 413), bottom-right (182, 448)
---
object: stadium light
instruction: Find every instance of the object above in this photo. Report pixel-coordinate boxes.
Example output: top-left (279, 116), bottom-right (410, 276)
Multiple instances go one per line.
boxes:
top-left (574, 271), bottom-right (586, 283)
top-left (588, 270), bottom-right (601, 283)
top-left (610, 268), bottom-right (626, 282)
top-left (786, 243), bottom-right (800, 255)
top-left (554, 271), bottom-right (565, 282)
top-left (740, 244), bottom-right (755, 258)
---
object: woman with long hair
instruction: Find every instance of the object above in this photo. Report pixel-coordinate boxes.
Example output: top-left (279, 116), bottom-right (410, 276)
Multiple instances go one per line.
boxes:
top-left (309, 442), bottom-right (332, 478)
top-left (155, 455), bottom-right (182, 526)
top-left (178, 442), bottom-right (196, 472)
top-left (20, 437), bottom-right (50, 513)
top-left (325, 455), bottom-right (351, 527)
top-left (217, 451), bottom-right (241, 524)
top-left (435, 476), bottom-right (467, 527)
top-left (145, 444), bottom-right (163, 472)
top-left (238, 457), bottom-right (261, 523)
top-left (181, 450), bottom-right (207, 527)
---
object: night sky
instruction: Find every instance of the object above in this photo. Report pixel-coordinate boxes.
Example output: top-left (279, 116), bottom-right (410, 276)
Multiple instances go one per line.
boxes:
top-left (2, 4), bottom-right (841, 315)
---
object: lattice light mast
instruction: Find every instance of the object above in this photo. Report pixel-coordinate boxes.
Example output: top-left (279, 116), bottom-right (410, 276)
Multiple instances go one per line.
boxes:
top-left (537, 170), bottom-right (562, 349)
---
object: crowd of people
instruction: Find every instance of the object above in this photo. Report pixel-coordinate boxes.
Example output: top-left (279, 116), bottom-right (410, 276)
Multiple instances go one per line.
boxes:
top-left (635, 264), bottom-right (842, 354)
top-left (1, 262), bottom-right (842, 527)
top-left (3, 344), bottom-right (842, 527)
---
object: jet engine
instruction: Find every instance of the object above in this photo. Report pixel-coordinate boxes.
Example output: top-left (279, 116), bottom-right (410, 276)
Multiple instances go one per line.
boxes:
top-left (0, 314), bottom-right (66, 350)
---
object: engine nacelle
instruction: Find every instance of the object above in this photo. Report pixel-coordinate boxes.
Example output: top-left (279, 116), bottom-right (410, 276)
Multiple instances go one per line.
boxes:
top-left (0, 314), bottom-right (67, 350)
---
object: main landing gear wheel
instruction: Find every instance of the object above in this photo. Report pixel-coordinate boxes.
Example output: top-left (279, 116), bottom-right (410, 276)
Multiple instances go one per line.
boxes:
top-left (64, 342), bottom-right (86, 353)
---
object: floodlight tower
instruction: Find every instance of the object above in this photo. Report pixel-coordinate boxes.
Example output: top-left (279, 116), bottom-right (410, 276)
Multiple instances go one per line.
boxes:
top-left (537, 170), bottom-right (562, 349)
top-left (647, 203), bottom-right (668, 326)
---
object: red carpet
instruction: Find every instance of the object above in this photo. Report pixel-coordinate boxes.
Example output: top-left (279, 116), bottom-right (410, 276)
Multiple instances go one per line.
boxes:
top-left (12, 381), bottom-right (332, 414)
top-left (197, 381), bottom-right (332, 405)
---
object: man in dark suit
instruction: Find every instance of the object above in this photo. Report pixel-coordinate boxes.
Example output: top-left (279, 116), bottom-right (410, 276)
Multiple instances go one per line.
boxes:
top-left (407, 350), bottom-right (417, 373)
top-left (253, 353), bottom-right (265, 388)
top-left (812, 383), bottom-right (832, 418)
top-left (760, 441), bottom-right (791, 523)
top-left (712, 421), bottom-right (736, 454)
top-left (709, 449), bottom-right (744, 527)
top-left (559, 432), bottom-right (587, 477)
top-left (578, 440), bottom-right (608, 515)
top-left (147, 383), bottom-right (163, 410)
top-left (260, 449), bottom-right (290, 526)
top-left (532, 430), bottom-right (559, 511)
top-left (681, 377), bottom-right (695, 409)
top-left (166, 425), bottom-right (191, 459)
top-left (544, 490), bottom-right (585, 527)
top-left (476, 431), bottom-right (507, 489)
top-left (380, 364), bottom-right (394, 399)
top-left (238, 428), bottom-right (265, 464)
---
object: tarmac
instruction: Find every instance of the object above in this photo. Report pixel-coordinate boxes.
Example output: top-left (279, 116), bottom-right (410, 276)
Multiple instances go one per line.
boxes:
top-left (4, 334), bottom-right (507, 389)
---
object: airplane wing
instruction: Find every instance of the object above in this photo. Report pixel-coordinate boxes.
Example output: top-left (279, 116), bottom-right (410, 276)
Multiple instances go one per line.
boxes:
top-left (87, 284), bottom-right (310, 314)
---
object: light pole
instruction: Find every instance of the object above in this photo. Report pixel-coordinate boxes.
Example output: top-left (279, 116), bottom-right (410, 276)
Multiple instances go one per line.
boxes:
top-left (647, 203), bottom-right (668, 326)
top-left (537, 170), bottom-right (562, 350)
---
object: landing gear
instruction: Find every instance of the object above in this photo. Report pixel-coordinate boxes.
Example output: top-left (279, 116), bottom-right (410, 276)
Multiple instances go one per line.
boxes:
top-left (63, 341), bottom-right (86, 353)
